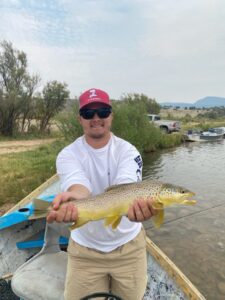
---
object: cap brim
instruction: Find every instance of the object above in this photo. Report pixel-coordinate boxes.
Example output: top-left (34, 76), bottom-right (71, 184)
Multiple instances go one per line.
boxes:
top-left (80, 101), bottom-right (112, 109)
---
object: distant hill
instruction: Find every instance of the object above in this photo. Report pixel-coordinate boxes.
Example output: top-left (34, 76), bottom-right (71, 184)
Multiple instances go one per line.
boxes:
top-left (194, 97), bottom-right (225, 107)
top-left (161, 96), bottom-right (225, 108)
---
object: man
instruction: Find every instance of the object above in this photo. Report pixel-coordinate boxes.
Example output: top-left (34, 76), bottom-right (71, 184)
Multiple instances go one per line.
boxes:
top-left (47, 88), bottom-right (156, 300)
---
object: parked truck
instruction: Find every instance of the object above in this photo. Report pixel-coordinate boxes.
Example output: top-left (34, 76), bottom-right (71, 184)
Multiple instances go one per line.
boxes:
top-left (147, 114), bottom-right (181, 133)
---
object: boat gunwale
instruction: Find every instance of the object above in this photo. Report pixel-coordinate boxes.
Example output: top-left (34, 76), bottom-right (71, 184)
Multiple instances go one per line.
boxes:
top-left (146, 238), bottom-right (206, 300)
top-left (5, 174), bottom-right (59, 216)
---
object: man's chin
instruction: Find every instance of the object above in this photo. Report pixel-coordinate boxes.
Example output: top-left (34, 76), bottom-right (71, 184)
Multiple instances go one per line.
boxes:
top-left (89, 133), bottom-right (105, 139)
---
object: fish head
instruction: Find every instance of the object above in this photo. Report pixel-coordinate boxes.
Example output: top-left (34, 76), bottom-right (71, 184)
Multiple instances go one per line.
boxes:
top-left (158, 183), bottom-right (196, 206)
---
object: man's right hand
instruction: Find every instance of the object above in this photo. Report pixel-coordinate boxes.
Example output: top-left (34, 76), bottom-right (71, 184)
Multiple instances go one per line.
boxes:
top-left (46, 191), bottom-right (78, 224)
top-left (46, 184), bottom-right (91, 224)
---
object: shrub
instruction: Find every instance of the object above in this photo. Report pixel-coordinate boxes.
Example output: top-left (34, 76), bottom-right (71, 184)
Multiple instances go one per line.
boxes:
top-left (56, 98), bottom-right (183, 154)
top-left (112, 101), bottom-right (161, 153)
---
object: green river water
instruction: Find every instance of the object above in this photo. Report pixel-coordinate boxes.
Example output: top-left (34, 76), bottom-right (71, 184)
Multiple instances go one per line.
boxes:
top-left (143, 139), bottom-right (225, 300)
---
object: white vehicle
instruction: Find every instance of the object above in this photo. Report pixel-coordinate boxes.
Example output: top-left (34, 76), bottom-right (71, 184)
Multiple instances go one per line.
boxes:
top-left (147, 114), bottom-right (181, 133)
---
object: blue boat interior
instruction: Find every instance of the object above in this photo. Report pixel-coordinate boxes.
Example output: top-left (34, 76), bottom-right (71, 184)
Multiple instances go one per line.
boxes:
top-left (0, 195), bottom-right (55, 230)
top-left (0, 195), bottom-right (69, 249)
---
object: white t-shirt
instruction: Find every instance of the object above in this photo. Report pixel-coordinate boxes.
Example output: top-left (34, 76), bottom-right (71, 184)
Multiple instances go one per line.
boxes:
top-left (56, 134), bottom-right (143, 252)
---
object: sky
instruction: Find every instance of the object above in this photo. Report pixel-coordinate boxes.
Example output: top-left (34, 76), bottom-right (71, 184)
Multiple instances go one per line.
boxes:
top-left (0, 0), bottom-right (225, 103)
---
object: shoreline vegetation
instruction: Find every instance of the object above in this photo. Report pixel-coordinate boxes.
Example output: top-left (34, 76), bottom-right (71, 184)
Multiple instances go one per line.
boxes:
top-left (1, 101), bottom-right (225, 211)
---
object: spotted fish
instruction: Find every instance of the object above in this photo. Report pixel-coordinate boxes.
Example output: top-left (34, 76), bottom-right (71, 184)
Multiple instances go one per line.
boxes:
top-left (31, 179), bottom-right (196, 229)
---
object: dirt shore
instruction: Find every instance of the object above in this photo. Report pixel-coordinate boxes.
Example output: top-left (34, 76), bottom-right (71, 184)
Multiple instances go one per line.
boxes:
top-left (0, 138), bottom-right (57, 155)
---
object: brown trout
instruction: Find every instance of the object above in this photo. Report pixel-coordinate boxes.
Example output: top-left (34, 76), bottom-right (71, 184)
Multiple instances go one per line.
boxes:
top-left (31, 179), bottom-right (196, 229)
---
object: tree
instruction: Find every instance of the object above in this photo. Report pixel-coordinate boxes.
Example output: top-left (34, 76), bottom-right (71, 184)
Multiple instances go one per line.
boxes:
top-left (121, 93), bottom-right (160, 114)
top-left (0, 40), bottom-right (39, 135)
top-left (20, 74), bottom-right (40, 132)
top-left (36, 81), bottom-right (69, 132)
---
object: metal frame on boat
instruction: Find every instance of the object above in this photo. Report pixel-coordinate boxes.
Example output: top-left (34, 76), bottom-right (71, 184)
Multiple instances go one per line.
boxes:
top-left (0, 174), bottom-right (206, 300)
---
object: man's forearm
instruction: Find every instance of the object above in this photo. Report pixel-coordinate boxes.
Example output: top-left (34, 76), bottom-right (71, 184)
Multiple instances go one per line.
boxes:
top-left (68, 184), bottom-right (91, 200)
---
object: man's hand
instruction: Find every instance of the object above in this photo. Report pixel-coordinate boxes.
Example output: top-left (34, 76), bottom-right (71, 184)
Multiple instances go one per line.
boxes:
top-left (46, 192), bottom-right (78, 224)
top-left (127, 197), bottom-right (157, 222)
top-left (47, 184), bottom-right (90, 224)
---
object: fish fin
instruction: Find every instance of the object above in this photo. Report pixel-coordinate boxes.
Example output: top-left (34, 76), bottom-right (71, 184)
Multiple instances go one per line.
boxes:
top-left (104, 216), bottom-right (122, 229)
top-left (104, 216), bottom-right (115, 226)
top-left (69, 218), bottom-right (89, 230)
top-left (181, 200), bottom-right (196, 205)
top-left (152, 210), bottom-right (164, 228)
top-left (111, 216), bottom-right (122, 229)
top-left (32, 198), bottom-right (51, 218)
top-left (158, 196), bottom-right (175, 207)
top-left (152, 202), bottom-right (164, 209)
top-left (105, 183), bottom-right (134, 192)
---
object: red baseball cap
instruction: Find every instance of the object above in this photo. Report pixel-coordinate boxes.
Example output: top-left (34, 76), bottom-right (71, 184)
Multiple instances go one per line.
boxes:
top-left (79, 88), bottom-right (111, 109)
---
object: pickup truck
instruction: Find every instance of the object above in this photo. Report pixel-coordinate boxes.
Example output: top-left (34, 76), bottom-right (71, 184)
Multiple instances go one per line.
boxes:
top-left (147, 114), bottom-right (181, 133)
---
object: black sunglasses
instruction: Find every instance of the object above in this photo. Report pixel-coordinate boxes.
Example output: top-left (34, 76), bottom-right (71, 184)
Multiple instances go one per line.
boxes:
top-left (79, 107), bottom-right (112, 120)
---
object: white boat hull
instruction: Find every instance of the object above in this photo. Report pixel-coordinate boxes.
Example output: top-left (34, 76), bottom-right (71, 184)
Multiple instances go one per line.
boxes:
top-left (185, 132), bottom-right (224, 142)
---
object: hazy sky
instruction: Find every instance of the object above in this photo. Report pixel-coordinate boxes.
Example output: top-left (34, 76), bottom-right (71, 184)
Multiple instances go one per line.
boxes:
top-left (0, 0), bottom-right (225, 103)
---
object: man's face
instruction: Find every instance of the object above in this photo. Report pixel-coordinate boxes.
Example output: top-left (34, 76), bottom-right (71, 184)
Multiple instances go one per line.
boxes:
top-left (78, 103), bottom-right (113, 140)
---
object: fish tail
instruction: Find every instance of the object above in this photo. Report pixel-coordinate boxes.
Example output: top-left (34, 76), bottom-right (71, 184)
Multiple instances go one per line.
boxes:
top-left (31, 198), bottom-right (51, 218)
top-left (152, 209), bottom-right (164, 228)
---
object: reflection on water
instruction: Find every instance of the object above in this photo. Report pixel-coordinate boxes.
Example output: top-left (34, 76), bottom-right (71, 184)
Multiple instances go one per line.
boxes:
top-left (143, 140), bottom-right (225, 300)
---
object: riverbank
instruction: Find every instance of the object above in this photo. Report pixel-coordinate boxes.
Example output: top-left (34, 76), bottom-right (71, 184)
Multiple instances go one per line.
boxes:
top-left (0, 139), bottom-right (66, 209)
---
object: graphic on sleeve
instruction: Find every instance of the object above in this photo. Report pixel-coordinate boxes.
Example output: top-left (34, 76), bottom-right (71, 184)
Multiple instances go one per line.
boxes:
top-left (134, 155), bottom-right (143, 168)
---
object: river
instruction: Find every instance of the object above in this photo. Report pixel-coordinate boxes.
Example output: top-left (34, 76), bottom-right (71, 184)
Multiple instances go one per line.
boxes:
top-left (142, 139), bottom-right (225, 300)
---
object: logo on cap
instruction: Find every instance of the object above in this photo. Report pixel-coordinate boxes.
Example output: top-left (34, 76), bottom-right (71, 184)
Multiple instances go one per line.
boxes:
top-left (89, 89), bottom-right (98, 99)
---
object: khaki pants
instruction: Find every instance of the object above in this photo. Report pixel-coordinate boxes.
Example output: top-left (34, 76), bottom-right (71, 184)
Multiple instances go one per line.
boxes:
top-left (64, 228), bottom-right (147, 300)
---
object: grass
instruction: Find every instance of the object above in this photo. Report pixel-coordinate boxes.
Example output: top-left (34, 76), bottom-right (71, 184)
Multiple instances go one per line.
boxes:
top-left (0, 140), bottom-right (67, 206)
top-left (181, 120), bottom-right (225, 132)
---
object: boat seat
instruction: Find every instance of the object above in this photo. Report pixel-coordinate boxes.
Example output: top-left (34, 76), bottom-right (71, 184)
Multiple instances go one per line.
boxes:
top-left (11, 222), bottom-right (70, 300)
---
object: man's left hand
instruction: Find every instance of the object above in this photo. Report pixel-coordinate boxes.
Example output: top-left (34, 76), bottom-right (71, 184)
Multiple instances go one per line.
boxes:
top-left (127, 197), bottom-right (157, 222)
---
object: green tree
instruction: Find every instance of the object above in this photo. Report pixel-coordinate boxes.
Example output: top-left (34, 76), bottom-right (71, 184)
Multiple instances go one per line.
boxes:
top-left (36, 81), bottom-right (70, 132)
top-left (20, 74), bottom-right (40, 132)
top-left (121, 93), bottom-right (160, 114)
top-left (0, 40), bottom-right (39, 136)
top-left (56, 98), bottom-right (83, 141)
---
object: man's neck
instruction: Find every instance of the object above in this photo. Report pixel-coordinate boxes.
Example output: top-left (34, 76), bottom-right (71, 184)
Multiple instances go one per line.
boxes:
top-left (84, 132), bottom-right (111, 149)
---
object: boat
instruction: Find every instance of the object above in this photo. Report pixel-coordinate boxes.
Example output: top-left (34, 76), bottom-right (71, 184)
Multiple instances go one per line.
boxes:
top-left (184, 129), bottom-right (224, 142)
top-left (209, 127), bottom-right (225, 138)
top-left (0, 174), bottom-right (206, 300)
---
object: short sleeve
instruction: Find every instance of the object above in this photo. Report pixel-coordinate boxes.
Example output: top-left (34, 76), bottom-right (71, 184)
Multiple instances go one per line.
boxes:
top-left (56, 149), bottom-right (92, 192)
top-left (112, 144), bottom-right (143, 185)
